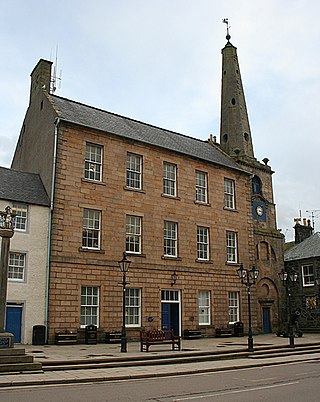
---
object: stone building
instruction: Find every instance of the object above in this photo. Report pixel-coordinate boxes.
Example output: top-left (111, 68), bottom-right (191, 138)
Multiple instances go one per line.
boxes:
top-left (0, 167), bottom-right (49, 343)
top-left (11, 34), bottom-right (283, 342)
top-left (284, 220), bottom-right (320, 332)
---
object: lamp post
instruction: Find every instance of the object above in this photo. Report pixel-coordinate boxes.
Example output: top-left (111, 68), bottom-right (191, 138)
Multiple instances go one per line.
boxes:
top-left (236, 264), bottom-right (259, 352)
top-left (118, 252), bottom-right (131, 353)
top-left (0, 206), bottom-right (15, 347)
top-left (279, 267), bottom-right (298, 348)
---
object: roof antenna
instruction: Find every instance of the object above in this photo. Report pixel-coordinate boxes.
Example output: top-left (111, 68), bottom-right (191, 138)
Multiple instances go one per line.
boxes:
top-left (50, 45), bottom-right (62, 94)
top-left (222, 18), bottom-right (231, 42)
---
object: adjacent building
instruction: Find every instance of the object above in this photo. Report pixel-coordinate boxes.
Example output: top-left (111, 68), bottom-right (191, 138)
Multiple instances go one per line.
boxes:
top-left (10, 34), bottom-right (283, 342)
top-left (284, 220), bottom-right (320, 332)
top-left (0, 167), bottom-right (49, 343)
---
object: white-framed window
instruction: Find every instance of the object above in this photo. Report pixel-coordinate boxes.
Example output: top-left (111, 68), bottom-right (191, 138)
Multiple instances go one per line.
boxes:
top-left (198, 290), bottom-right (210, 325)
top-left (224, 178), bottom-right (235, 209)
top-left (82, 208), bottom-right (101, 249)
top-left (126, 153), bottom-right (142, 190)
top-left (195, 171), bottom-right (208, 203)
top-left (8, 252), bottom-right (26, 281)
top-left (164, 221), bottom-right (178, 257)
top-left (12, 203), bottom-right (28, 231)
top-left (302, 264), bottom-right (314, 287)
top-left (228, 291), bottom-right (239, 324)
top-left (197, 226), bottom-right (209, 260)
top-left (163, 162), bottom-right (177, 197)
top-left (80, 286), bottom-right (99, 327)
top-left (226, 231), bottom-right (238, 263)
top-left (125, 288), bottom-right (141, 327)
top-left (126, 215), bottom-right (142, 254)
top-left (84, 143), bottom-right (103, 181)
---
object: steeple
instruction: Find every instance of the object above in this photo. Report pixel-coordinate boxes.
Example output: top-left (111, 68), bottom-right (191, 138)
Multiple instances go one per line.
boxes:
top-left (219, 22), bottom-right (255, 160)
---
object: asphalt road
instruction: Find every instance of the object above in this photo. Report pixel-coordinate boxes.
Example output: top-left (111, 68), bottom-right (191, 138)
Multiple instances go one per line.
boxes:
top-left (1, 360), bottom-right (320, 401)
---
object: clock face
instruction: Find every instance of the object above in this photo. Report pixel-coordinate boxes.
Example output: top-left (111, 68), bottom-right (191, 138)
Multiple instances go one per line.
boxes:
top-left (256, 205), bottom-right (264, 216)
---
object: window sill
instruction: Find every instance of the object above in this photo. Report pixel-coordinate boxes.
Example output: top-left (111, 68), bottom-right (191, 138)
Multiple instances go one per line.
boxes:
top-left (161, 255), bottom-right (182, 261)
top-left (79, 247), bottom-right (105, 254)
top-left (161, 194), bottom-right (181, 201)
top-left (196, 259), bottom-right (213, 264)
top-left (123, 186), bottom-right (146, 194)
top-left (125, 253), bottom-right (146, 258)
top-left (225, 261), bottom-right (240, 266)
top-left (223, 207), bottom-right (238, 212)
top-left (81, 178), bottom-right (106, 186)
top-left (194, 201), bottom-right (211, 207)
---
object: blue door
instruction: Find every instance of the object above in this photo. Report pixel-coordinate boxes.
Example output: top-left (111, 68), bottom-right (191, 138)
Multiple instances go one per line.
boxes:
top-left (262, 307), bottom-right (272, 333)
top-left (6, 305), bottom-right (23, 343)
top-left (161, 303), bottom-right (180, 336)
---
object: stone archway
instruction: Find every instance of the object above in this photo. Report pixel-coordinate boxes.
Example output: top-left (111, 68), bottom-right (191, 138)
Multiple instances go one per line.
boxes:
top-left (256, 278), bottom-right (279, 333)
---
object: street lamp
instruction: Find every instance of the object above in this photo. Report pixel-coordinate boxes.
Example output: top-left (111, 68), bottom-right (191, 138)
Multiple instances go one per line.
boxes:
top-left (118, 252), bottom-right (131, 353)
top-left (279, 267), bottom-right (298, 348)
top-left (236, 264), bottom-right (259, 352)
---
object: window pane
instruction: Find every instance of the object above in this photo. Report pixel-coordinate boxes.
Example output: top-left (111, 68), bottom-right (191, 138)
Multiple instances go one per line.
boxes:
top-left (224, 179), bottom-right (235, 209)
top-left (197, 227), bottom-right (209, 260)
top-left (125, 288), bottom-right (141, 326)
top-left (126, 154), bottom-right (142, 189)
top-left (199, 290), bottom-right (210, 325)
top-left (8, 252), bottom-right (25, 281)
top-left (84, 143), bottom-right (102, 181)
top-left (228, 291), bottom-right (239, 323)
top-left (80, 286), bottom-right (99, 327)
top-left (164, 221), bottom-right (177, 257)
top-left (226, 231), bottom-right (237, 263)
top-left (196, 171), bottom-right (208, 203)
top-left (302, 264), bottom-right (314, 287)
top-left (82, 209), bottom-right (101, 249)
top-left (163, 163), bottom-right (177, 196)
top-left (126, 215), bottom-right (141, 253)
top-left (12, 203), bottom-right (28, 231)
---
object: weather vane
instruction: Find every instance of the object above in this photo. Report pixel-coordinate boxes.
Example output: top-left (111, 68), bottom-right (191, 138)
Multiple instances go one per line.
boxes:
top-left (222, 18), bottom-right (231, 42)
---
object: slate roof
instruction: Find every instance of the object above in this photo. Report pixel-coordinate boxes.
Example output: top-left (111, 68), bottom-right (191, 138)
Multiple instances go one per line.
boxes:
top-left (284, 233), bottom-right (320, 261)
top-left (0, 167), bottom-right (50, 207)
top-left (49, 95), bottom-right (246, 174)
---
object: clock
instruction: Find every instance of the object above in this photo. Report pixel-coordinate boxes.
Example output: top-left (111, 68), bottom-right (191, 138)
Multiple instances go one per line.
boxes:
top-left (252, 199), bottom-right (266, 221)
top-left (256, 205), bottom-right (264, 216)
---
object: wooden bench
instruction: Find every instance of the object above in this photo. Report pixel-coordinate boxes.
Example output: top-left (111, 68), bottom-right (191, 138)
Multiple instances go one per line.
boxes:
top-left (215, 328), bottom-right (233, 338)
top-left (55, 329), bottom-right (78, 345)
top-left (140, 329), bottom-right (181, 352)
top-left (183, 329), bottom-right (202, 339)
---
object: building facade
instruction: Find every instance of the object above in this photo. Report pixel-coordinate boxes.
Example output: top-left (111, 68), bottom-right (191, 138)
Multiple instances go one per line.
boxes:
top-left (284, 221), bottom-right (320, 332)
top-left (11, 35), bottom-right (283, 342)
top-left (0, 167), bottom-right (49, 344)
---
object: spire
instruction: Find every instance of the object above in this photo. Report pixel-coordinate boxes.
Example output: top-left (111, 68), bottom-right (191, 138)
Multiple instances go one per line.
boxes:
top-left (219, 22), bottom-right (255, 160)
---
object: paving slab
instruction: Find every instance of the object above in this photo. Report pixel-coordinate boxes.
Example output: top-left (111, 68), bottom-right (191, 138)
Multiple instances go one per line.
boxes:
top-left (0, 333), bottom-right (319, 388)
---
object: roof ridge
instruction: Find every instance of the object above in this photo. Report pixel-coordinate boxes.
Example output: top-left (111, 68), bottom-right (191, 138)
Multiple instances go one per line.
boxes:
top-left (50, 94), bottom-right (210, 145)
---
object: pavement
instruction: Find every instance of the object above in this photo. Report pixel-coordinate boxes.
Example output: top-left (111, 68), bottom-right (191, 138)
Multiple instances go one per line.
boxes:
top-left (1, 333), bottom-right (320, 388)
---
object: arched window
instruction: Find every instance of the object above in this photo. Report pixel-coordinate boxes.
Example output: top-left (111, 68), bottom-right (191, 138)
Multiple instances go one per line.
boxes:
top-left (252, 175), bottom-right (262, 195)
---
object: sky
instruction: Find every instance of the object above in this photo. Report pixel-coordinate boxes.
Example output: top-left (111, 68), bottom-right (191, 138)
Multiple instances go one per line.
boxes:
top-left (1, 0), bottom-right (319, 242)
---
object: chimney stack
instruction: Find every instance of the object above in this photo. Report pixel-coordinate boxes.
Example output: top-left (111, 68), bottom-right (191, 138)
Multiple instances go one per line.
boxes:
top-left (29, 59), bottom-right (52, 104)
top-left (294, 218), bottom-right (313, 244)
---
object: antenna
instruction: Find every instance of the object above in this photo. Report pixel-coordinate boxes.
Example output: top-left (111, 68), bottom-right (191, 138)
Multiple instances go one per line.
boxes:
top-left (222, 18), bottom-right (231, 41)
top-left (306, 209), bottom-right (320, 230)
top-left (50, 45), bottom-right (62, 94)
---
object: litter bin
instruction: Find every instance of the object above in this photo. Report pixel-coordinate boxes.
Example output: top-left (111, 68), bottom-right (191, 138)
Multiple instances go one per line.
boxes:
top-left (85, 324), bottom-right (97, 344)
top-left (233, 321), bottom-right (244, 337)
top-left (32, 325), bottom-right (46, 345)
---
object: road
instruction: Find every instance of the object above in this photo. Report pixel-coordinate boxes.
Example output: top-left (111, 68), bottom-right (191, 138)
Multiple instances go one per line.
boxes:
top-left (1, 360), bottom-right (320, 401)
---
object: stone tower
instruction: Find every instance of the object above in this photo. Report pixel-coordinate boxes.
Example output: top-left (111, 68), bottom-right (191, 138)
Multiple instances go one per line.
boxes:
top-left (219, 29), bottom-right (284, 333)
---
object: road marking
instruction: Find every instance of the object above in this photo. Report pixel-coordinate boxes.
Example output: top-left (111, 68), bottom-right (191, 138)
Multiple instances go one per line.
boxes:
top-left (173, 381), bottom-right (299, 401)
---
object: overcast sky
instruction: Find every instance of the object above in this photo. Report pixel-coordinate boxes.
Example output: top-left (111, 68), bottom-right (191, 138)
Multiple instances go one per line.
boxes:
top-left (1, 0), bottom-right (319, 241)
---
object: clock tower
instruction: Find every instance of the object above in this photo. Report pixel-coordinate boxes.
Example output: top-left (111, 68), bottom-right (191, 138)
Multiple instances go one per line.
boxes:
top-left (219, 28), bottom-right (284, 333)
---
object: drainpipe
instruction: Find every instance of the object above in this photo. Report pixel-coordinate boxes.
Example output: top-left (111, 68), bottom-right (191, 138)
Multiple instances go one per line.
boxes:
top-left (44, 117), bottom-right (59, 342)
